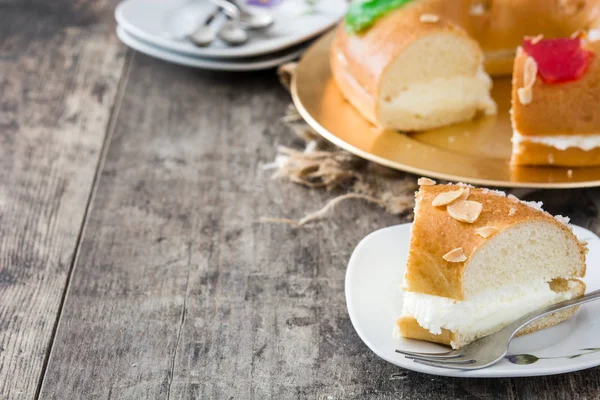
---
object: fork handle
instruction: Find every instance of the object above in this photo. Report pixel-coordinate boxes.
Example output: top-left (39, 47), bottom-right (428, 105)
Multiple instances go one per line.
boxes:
top-left (505, 288), bottom-right (600, 339)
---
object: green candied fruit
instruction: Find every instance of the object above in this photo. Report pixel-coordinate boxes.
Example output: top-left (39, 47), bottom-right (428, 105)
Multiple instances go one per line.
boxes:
top-left (345, 0), bottom-right (415, 34)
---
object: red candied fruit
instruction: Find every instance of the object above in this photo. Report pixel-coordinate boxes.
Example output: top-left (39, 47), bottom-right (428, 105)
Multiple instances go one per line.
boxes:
top-left (522, 38), bottom-right (593, 84)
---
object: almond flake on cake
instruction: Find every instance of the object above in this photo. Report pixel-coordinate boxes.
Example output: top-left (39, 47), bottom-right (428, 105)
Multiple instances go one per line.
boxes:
top-left (420, 14), bottom-right (440, 23)
top-left (447, 200), bottom-right (483, 223)
top-left (475, 226), bottom-right (499, 238)
top-left (418, 177), bottom-right (436, 186)
top-left (432, 188), bottom-right (465, 206)
top-left (443, 247), bottom-right (467, 262)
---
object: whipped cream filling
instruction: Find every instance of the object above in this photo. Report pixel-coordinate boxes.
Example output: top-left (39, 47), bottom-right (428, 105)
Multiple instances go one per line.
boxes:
top-left (380, 66), bottom-right (497, 120)
top-left (401, 279), bottom-right (572, 337)
top-left (512, 130), bottom-right (600, 151)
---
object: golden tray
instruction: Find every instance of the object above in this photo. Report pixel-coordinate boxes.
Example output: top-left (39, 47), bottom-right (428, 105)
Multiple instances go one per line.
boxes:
top-left (291, 31), bottom-right (600, 189)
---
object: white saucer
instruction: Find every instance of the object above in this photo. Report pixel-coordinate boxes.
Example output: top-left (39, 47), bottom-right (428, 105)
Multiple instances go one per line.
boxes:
top-left (346, 223), bottom-right (600, 378)
top-left (116, 26), bottom-right (307, 71)
top-left (115, 0), bottom-right (347, 59)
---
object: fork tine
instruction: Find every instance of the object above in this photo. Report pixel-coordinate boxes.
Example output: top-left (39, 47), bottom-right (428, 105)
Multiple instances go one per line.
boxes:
top-left (407, 356), bottom-right (476, 364)
top-left (395, 349), bottom-right (464, 359)
top-left (412, 358), bottom-right (480, 370)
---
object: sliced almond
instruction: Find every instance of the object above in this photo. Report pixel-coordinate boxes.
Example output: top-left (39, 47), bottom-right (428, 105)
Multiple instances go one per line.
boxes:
top-left (518, 87), bottom-right (532, 105)
top-left (570, 30), bottom-right (586, 40)
top-left (459, 187), bottom-right (470, 200)
top-left (524, 57), bottom-right (538, 88)
top-left (443, 247), bottom-right (467, 263)
top-left (476, 226), bottom-right (498, 238)
top-left (447, 200), bottom-right (482, 223)
top-left (469, 3), bottom-right (486, 15)
top-left (418, 177), bottom-right (436, 186)
top-left (432, 188), bottom-right (465, 207)
top-left (420, 13), bottom-right (440, 23)
top-left (531, 34), bottom-right (544, 44)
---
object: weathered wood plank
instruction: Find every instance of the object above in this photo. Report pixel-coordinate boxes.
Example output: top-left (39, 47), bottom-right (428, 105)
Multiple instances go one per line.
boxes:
top-left (39, 54), bottom-right (600, 398)
top-left (33, 52), bottom-right (506, 399)
top-left (0, 1), bottom-right (126, 398)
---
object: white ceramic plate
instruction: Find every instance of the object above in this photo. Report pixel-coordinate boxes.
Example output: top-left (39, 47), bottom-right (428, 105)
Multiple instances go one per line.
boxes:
top-left (116, 26), bottom-right (307, 71)
top-left (115, 0), bottom-right (347, 59)
top-left (346, 223), bottom-right (600, 377)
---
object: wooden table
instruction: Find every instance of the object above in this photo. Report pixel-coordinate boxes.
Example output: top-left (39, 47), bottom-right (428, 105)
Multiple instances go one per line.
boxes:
top-left (3, 1), bottom-right (600, 398)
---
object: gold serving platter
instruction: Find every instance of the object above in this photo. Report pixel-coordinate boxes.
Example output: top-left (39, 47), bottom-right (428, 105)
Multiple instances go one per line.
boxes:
top-left (291, 31), bottom-right (600, 188)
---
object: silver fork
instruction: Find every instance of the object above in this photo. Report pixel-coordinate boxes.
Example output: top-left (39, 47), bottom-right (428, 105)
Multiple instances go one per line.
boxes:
top-left (396, 288), bottom-right (600, 370)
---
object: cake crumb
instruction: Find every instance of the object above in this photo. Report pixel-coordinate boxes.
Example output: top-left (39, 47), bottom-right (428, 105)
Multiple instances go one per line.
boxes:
top-left (508, 206), bottom-right (517, 216)
top-left (420, 14), bottom-right (440, 23)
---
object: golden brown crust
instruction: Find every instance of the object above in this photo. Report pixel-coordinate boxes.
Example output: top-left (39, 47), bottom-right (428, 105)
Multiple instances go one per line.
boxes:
top-left (398, 279), bottom-right (586, 347)
top-left (334, 0), bottom-right (600, 88)
top-left (330, 30), bottom-right (378, 125)
top-left (512, 41), bottom-right (600, 136)
top-left (332, 1), bottom-right (476, 109)
top-left (511, 140), bottom-right (600, 167)
top-left (404, 184), bottom-right (586, 300)
top-left (397, 315), bottom-right (456, 346)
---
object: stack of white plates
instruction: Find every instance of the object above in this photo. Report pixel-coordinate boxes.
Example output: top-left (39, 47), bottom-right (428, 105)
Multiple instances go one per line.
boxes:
top-left (115, 0), bottom-right (348, 71)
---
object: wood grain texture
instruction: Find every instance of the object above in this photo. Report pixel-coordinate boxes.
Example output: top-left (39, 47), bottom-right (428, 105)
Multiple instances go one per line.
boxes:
top-left (37, 50), bottom-right (600, 398)
top-left (0, 1), bottom-right (126, 398)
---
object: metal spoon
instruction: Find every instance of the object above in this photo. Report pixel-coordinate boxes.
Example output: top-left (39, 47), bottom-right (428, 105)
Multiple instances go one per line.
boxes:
top-left (227, 0), bottom-right (274, 30)
top-left (208, 0), bottom-right (271, 30)
top-left (188, 6), bottom-right (222, 47)
top-left (218, 17), bottom-right (249, 46)
top-left (207, 0), bottom-right (249, 46)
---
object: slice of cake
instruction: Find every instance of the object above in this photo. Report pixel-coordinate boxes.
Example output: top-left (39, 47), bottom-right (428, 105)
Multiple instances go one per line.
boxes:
top-left (331, 2), bottom-right (497, 132)
top-left (511, 35), bottom-right (600, 167)
top-left (397, 179), bottom-right (586, 349)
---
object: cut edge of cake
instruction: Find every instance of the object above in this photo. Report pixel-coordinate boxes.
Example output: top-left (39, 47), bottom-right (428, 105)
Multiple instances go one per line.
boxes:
top-left (397, 179), bottom-right (587, 349)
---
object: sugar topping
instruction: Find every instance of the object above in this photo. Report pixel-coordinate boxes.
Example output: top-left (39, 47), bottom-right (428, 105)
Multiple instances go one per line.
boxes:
top-left (482, 188), bottom-right (506, 197)
top-left (521, 200), bottom-right (544, 211)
